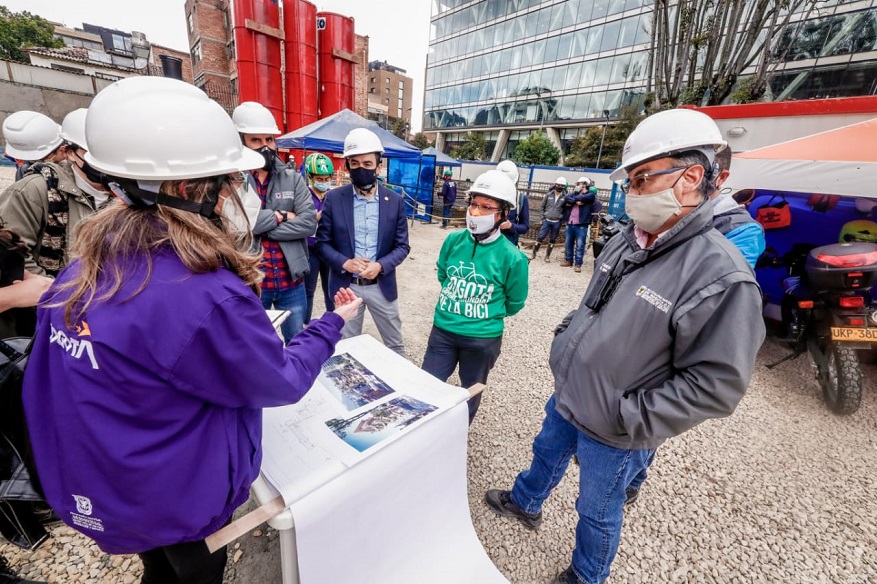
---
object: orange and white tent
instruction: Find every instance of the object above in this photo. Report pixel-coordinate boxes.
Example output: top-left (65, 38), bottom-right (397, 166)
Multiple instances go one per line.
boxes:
top-left (724, 117), bottom-right (877, 198)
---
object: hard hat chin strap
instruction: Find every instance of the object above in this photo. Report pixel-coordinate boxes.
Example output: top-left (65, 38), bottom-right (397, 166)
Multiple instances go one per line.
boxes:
top-left (108, 176), bottom-right (222, 221)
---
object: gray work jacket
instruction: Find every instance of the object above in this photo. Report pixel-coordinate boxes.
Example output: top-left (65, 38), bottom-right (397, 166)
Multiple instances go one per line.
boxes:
top-left (249, 159), bottom-right (317, 280)
top-left (549, 202), bottom-right (765, 450)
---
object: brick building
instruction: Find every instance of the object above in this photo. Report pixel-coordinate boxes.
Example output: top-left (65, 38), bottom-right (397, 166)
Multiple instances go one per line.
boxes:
top-left (353, 34), bottom-right (369, 119)
top-left (367, 60), bottom-right (413, 129)
top-left (45, 22), bottom-right (192, 83)
top-left (184, 0), bottom-right (237, 112)
top-left (186, 1), bottom-right (369, 120)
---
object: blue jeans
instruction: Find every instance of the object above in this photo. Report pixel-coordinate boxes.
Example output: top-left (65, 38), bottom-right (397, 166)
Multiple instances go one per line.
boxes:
top-left (628, 450), bottom-right (657, 491)
top-left (565, 224), bottom-right (588, 267)
top-left (537, 220), bottom-right (561, 243)
top-left (304, 248), bottom-right (334, 324)
top-left (510, 395), bottom-right (653, 584)
top-left (442, 203), bottom-right (453, 227)
top-left (261, 283), bottom-right (306, 344)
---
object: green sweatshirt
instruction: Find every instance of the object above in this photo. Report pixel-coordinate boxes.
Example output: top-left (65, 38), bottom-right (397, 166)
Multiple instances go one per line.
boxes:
top-left (433, 230), bottom-right (529, 338)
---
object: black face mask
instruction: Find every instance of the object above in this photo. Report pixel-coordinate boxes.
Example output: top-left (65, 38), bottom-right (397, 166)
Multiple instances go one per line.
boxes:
top-left (256, 146), bottom-right (275, 171)
top-left (555, 185), bottom-right (564, 192)
top-left (73, 151), bottom-right (110, 187)
top-left (349, 167), bottom-right (377, 191)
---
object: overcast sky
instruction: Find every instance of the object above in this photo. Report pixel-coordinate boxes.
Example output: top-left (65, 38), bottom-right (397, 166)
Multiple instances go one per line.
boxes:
top-left (3, 0), bottom-right (432, 131)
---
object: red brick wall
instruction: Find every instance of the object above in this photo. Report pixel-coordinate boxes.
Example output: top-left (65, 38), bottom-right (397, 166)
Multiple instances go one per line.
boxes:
top-left (151, 45), bottom-right (194, 83)
top-left (354, 34), bottom-right (369, 118)
top-left (186, 0), bottom-right (234, 86)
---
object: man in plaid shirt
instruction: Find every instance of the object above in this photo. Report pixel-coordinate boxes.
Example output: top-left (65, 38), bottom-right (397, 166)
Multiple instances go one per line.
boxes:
top-left (233, 102), bottom-right (315, 342)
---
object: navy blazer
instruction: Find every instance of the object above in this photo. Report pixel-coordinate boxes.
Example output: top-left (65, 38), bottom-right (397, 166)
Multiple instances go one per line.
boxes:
top-left (315, 183), bottom-right (411, 302)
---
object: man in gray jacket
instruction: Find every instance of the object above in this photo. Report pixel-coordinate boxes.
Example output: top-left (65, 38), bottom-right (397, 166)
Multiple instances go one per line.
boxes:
top-left (531, 177), bottom-right (568, 262)
top-left (485, 109), bottom-right (765, 584)
top-left (233, 101), bottom-right (316, 342)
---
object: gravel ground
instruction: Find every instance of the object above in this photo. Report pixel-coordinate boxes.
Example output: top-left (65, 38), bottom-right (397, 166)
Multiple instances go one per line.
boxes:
top-left (2, 167), bottom-right (876, 582)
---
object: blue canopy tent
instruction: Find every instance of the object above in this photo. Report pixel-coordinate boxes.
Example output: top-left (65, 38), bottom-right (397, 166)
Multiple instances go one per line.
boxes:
top-left (276, 109), bottom-right (420, 157)
top-left (276, 109), bottom-right (434, 220)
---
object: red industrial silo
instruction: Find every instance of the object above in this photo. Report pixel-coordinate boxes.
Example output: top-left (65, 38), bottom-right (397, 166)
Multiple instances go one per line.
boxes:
top-left (233, 0), bottom-right (285, 131)
top-left (282, 0), bottom-right (318, 131)
top-left (316, 12), bottom-right (355, 119)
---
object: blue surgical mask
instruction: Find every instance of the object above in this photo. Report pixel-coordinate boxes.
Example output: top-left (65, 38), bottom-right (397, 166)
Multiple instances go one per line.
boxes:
top-left (313, 181), bottom-right (332, 193)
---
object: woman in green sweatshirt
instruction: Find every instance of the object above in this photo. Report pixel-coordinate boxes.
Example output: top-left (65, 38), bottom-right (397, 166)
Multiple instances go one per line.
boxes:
top-left (422, 170), bottom-right (529, 423)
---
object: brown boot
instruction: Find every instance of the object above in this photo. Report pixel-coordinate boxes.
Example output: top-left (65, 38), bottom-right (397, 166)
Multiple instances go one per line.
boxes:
top-left (574, 265), bottom-right (582, 273)
top-left (560, 260), bottom-right (573, 267)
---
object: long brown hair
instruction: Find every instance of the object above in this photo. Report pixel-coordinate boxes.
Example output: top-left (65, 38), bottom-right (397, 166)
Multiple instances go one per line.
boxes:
top-left (51, 176), bottom-right (263, 327)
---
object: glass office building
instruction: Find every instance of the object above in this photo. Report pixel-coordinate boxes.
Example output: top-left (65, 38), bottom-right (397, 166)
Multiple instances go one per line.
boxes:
top-left (424, 0), bottom-right (877, 162)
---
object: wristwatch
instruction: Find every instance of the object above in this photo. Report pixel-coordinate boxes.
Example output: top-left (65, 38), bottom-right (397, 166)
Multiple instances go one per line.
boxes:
top-left (280, 212), bottom-right (288, 222)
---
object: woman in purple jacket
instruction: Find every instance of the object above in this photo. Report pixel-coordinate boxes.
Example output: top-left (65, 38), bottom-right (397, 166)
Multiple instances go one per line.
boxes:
top-left (22, 77), bottom-right (361, 584)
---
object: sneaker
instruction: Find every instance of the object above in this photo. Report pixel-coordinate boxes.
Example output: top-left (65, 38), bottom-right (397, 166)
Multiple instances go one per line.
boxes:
top-left (484, 489), bottom-right (542, 529)
top-left (574, 265), bottom-right (582, 273)
top-left (560, 260), bottom-right (573, 267)
top-left (624, 487), bottom-right (640, 506)
top-left (552, 566), bottom-right (587, 584)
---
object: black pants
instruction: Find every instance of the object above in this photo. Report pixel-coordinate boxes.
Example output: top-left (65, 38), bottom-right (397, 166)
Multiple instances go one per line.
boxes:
top-left (138, 538), bottom-right (227, 584)
top-left (421, 325), bottom-right (502, 423)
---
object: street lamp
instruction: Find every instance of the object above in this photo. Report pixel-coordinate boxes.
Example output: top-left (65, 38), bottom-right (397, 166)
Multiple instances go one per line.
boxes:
top-left (595, 109), bottom-right (611, 169)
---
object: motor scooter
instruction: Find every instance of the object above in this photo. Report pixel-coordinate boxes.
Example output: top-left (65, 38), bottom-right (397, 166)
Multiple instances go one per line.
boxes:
top-left (764, 241), bottom-right (877, 415)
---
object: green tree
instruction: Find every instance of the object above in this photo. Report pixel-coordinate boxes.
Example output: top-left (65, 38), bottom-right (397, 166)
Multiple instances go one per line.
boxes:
top-left (450, 132), bottom-right (487, 161)
top-left (512, 130), bottom-right (560, 166)
top-left (410, 132), bottom-right (432, 149)
top-left (565, 107), bottom-right (645, 169)
top-left (0, 7), bottom-right (64, 63)
top-left (647, 0), bottom-right (818, 108)
top-left (389, 117), bottom-right (410, 140)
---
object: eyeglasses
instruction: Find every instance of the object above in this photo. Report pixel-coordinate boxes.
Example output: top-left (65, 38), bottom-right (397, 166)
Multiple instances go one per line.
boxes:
top-left (620, 166), bottom-right (690, 195)
top-left (468, 201), bottom-right (500, 214)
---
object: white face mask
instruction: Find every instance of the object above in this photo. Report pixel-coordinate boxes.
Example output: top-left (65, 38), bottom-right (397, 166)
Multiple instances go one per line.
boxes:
top-left (624, 187), bottom-right (685, 234)
top-left (235, 180), bottom-right (262, 229)
top-left (466, 209), bottom-right (499, 235)
top-left (221, 198), bottom-right (250, 234)
top-left (73, 167), bottom-right (110, 206)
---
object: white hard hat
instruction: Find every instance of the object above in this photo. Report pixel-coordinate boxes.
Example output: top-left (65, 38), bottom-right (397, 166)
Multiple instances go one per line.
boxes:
top-left (468, 170), bottom-right (517, 210)
top-left (555, 177), bottom-right (567, 186)
top-left (610, 109), bottom-right (727, 182)
top-left (85, 77), bottom-right (264, 181)
top-left (496, 159), bottom-right (519, 184)
top-left (2, 110), bottom-right (63, 161)
top-left (343, 128), bottom-right (384, 158)
top-left (576, 176), bottom-right (590, 185)
top-left (232, 101), bottom-right (282, 135)
top-left (60, 108), bottom-right (89, 151)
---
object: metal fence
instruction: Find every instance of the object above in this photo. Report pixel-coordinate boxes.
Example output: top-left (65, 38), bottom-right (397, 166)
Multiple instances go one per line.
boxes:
top-left (430, 181), bottom-right (611, 244)
top-left (202, 80), bottom-right (238, 116)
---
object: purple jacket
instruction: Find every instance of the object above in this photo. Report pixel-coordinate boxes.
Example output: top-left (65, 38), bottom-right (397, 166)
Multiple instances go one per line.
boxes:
top-left (23, 249), bottom-right (343, 554)
top-left (307, 189), bottom-right (326, 248)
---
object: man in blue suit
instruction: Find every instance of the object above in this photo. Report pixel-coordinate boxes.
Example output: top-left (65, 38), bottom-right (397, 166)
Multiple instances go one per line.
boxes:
top-left (315, 128), bottom-right (410, 355)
